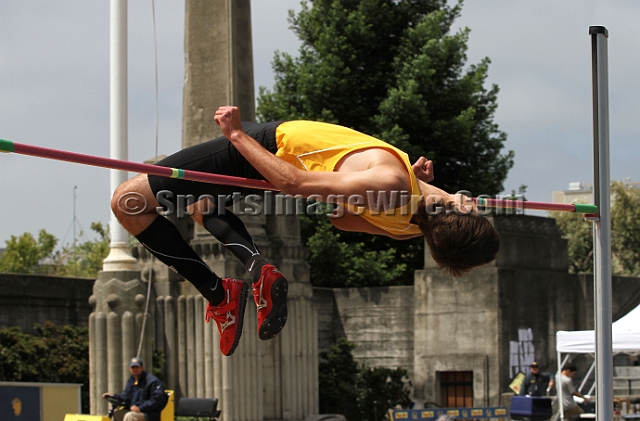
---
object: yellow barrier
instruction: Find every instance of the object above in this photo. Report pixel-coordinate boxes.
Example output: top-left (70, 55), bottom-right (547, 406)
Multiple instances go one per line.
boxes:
top-left (161, 390), bottom-right (175, 421)
top-left (65, 390), bottom-right (174, 421)
top-left (0, 381), bottom-right (82, 421)
top-left (63, 416), bottom-right (109, 421)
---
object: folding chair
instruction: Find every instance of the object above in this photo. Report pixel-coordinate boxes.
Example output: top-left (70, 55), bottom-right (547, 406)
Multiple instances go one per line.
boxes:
top-left (175, 398), bottom-right (221, 421)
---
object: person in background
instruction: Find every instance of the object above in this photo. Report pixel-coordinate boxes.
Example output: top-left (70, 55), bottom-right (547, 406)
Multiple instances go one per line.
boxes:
top-left (519, 361), bottom-right (555, 396)
top-left (102, 357), bottom-right (166, 421)
top-left (557, 364), bottom-right (589, 420)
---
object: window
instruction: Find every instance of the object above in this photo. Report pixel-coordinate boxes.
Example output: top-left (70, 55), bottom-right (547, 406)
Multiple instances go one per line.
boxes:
top-left (439, 371), bottom-right (473, 408)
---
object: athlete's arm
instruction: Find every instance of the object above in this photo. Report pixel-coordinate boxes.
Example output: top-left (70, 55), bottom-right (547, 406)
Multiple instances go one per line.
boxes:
top-left (214, 106), bottom-right (407, 203)
top-left (412, 156), bottom-right (434, 183)
top-left (329, 208), bottom-right (423, 240)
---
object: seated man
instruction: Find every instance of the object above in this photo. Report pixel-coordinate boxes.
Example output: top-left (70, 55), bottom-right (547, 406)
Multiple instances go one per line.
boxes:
top-left (102, 357), bottom-right (166, 421)
top-left (111, 106), bottom-right (500, 356)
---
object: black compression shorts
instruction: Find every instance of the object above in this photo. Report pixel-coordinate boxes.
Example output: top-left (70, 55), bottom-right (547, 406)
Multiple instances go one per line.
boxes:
top-left (148, 121), bottom-right (284, 205)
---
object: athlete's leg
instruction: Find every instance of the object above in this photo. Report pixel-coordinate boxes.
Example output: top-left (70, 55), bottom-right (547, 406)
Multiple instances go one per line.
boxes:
top-left (116, 121), bottom-right (288, 344)
top-left (190, 198), bottom-right (288, 341)
top-left (112, 175), bottom-right (246, 356)
top-left (111, 174), bottom-right (223, 305)
top-left (173, 122), bottom-right (288, 340)
top-left (190, 198), bottom-right (267, 282)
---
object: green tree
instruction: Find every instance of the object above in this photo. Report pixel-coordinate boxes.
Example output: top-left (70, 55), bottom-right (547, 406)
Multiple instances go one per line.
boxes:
top-left (357, 366), bottom-right (412, 421)
top-left (258, 0), bottom-right (512, 194)
top-left (0, 327), bottom-right (47, 381)
top-left (305, 213), bottom-right (406, 287)
top-left (0, 223), bottom-right (110, 278)
top-left (34, 322), bottom-right (89, 385)
top-left (258, 0), bottom-right (513, 286)
top-left (319, 338), bottom-right (360, 420)
top-left (551, 211), bottom-right (593, 274)
top-left (611, 182), bottom-right (640, 276)
top-left (319, 337), bottom-right (412, 421)
top-left (0, 322), bottom-right (90, 413)
top-left (0, 230), bottom-right (57, 274)
top-left (54, 222), bottom-right (110, 278)
top-left (552, 182), bottom-right (640, 276)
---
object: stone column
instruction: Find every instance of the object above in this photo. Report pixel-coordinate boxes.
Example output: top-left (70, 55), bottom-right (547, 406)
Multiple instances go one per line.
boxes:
top-left (172, 1), bottom-right (319, 418)
top-left (89, 270), bottom-right (152, 415)
top-left (143, 212), bottom-right (317, 421)
top-left (183, 0), bottom-right (255, 148)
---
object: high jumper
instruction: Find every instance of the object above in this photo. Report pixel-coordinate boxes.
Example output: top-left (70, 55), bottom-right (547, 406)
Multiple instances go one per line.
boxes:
top-left (109, 105), bottom-right (499, 356)
top-left (0, 106), bottom-right (597, 356)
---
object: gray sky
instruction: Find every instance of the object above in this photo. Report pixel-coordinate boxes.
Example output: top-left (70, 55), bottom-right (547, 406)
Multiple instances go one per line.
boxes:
top-left (1, 0), bottom-right (638, 247)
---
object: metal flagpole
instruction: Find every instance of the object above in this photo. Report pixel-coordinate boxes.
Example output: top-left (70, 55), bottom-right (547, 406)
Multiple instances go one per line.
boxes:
top-left (103, 0), bottom-right (137, 270)
top-left (590, 25), bottom-right (613, 421)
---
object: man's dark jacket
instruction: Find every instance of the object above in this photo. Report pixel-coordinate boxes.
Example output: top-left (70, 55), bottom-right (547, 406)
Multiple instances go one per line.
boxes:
top-left (114, 371), bottom-right (166, 421)
top-left (519, 371), bottom-right (553, 396)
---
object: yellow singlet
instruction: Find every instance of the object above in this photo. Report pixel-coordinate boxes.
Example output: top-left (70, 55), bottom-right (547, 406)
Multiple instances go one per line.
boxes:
top-left (275, 121), bottom-right (422, 236)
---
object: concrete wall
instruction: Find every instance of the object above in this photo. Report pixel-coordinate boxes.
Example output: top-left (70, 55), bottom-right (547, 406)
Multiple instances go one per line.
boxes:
top-left (315, 286), bottom-right (415, 375)
top-left (314, 215), bottom-right (640, 408)
top-left (414, 266), bottom-right (501, 407)
top-left (4, 214), bottom-right (640, 412)
top-left (0, 273), bottom-right (93, 333)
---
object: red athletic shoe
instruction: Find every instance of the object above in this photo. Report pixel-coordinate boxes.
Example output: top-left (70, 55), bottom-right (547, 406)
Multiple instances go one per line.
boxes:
top-left (205, 278), bottom-right (248, 356)
top-left (253, 264), bottom-right (289, 340)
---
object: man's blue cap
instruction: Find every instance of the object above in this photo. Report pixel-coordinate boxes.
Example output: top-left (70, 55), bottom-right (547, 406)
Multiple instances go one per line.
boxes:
top-left (129, 357), bottom-right (143, 367)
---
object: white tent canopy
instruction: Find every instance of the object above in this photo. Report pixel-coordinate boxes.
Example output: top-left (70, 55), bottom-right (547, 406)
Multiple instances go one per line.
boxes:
top-left (554, 304), bottom-right (640, 421)
top-left (556, 304), bottom-right (640, 355)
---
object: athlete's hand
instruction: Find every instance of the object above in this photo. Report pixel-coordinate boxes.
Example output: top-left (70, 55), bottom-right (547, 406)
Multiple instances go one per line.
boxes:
top-left (412, 156), bottom-right (434, 183)
top-left (214, 106), bottom-right (244, 139)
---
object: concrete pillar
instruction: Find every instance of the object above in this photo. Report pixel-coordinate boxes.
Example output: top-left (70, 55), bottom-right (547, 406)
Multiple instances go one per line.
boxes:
top-left (186, 295), bottom-right (196, 396)
top-left (154, 0), bottom-right (319, 413)
top-left (280, 304), bottom-right (294, 419)
top-left (182, 0), bottom-right (255, 149)
top-left (107, 311), bottom-right (121, 393)
top-left (204, 302), bottom-right (214, 399)
top-left (195, 295), bottom-right (205, 398)
top-left (93, 312), bottom-right (107, 414)
top-left (88, 270), bottom-right (149, 415)
top-left (88, 311), bottom-right (97, 414)
top-left (164, 296), bottom-right (178, 393)
top-left (311, 298), bottom-right (319, 412)
top-left (177, 295), bottom-right (187, 398)
top-left (122, 311), bottom-right (135, 381)
top-left (213, 325), bottom-right (222, 403)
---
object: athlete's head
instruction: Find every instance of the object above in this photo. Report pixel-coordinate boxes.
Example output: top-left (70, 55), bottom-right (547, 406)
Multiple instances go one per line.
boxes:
top-left (414, 202), bottom-right (500, 277)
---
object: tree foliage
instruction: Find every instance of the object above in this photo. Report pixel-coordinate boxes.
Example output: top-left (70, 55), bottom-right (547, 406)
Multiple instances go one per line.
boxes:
top-left (611, 182), bottom-right (640, 276)
top-left (358, 366), bottom-right (412, 421)
top-left (0, 327), bottom-right (48, 381)
top-left (258, 0), bottom-right (512, 194)
top-left (552, 211), bottom-right (593, 274)
top-left (0, 322), bottom-right (89, 412)
top-left (305, 212), bottom-right (407, 287)
top-left (0, 222), bottom-right (110, 278)
top-left (319, 338), bottom-right (360, 419)
top-left (319, 337), bottom-right (412, 421)
top-left (0, 230), bottom-right (57, 274)
top-left (54, 222), bottom-right (110, 278)
top-left (258, 0), bottom-right (513, 286)
top-left (552, 182), bottom-right (640, 276)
